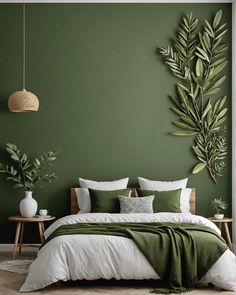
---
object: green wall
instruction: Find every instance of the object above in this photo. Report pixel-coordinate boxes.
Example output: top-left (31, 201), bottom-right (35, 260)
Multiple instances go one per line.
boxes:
top-left (0, 3), bottom-right (232, 243)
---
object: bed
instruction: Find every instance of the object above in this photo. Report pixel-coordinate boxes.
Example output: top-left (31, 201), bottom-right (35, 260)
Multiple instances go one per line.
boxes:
top-left (20, 187), bottom-right (236, 292)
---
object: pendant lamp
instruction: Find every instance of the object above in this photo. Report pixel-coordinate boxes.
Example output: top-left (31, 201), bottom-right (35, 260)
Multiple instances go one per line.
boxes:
top-left (8, 3), bottom-right (39, 112)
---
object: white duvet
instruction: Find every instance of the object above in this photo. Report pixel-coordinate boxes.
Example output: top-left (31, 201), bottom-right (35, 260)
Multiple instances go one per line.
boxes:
top-left (20, 213), bottom-right (236, 292)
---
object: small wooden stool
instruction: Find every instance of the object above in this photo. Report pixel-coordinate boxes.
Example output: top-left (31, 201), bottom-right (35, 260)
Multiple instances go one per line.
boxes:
top-left (8, 215), bottom-right (56, 259)
top-left (208, 217), bottom-right (233, 251)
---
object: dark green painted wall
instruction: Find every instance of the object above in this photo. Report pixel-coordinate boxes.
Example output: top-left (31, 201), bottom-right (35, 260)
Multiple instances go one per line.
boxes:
top-left (0, 3), bottom-right (232, 243)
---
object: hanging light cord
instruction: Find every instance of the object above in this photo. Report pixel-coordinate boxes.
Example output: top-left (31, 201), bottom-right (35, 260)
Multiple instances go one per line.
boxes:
top-left (23, 3), bottom-right (26, 91)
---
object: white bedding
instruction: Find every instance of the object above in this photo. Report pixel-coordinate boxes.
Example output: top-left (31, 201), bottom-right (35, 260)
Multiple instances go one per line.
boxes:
top-left (20, 213), bottom-right (236, 292)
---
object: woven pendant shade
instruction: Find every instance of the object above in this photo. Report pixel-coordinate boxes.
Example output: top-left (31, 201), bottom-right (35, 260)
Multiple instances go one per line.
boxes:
top-left (8, 89), bottom-right (39, 112)
top-left (8, 4), bottom-right (39, 113)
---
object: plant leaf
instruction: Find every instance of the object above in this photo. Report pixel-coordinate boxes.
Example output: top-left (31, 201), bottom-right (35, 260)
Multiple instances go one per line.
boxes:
top-left (192, 146), bottom-right (205, 158)
top-left (213, 10), bottom-right (222, 29)
top-left (192, 162), bottom-right (207, 174)
top-left (213, 61), bottom-right (228, 76)
top-left (215, 29), bottom-right (228, 40)
top-left (169, 130), bottom-right (198, 136)
top-left (204, 20), bottom-right (214, 37)
top-left (197, 47), bottom-right (210, 62)
top-left (173, 121), bottom-right (196, 130)
top-left (218, 96), bottom-right (227, 111)
top-left (217, 108), bottom-right (227, 119)
top-left (171, 107), bottom-right (186, 116)
top-left (210, 57), bottom-right (226, 68)
top-left (204, 88), bottom-right (220, 96)
top-left (207, 76), bottom-right (226, 92)
top-left (196, 58), bottom-right (204, 77)
top-left (180, 116), bottom-right (196, 127)
top-left (13, 183), bottom-right (24, 189)
top-left (177, 84), bottom-right (188, 106)
top-left (177, 83), bottom-right (189, 92)
top-left (202, 100), bottom-right (211, 118)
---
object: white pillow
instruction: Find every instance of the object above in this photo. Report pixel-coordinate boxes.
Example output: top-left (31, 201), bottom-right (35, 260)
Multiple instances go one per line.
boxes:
top-left (75, 188), bottom-right (91, 214)
top-left (138, 177), bottom-right (191, 214)
top-left (138, 177), bottom-right (188, 190)
top-left (76, 177), bottom-right (129, 213)
top-left (79, 177), bottom-right (129, 190)
top-left (179, 188), bottom-right (192, 214)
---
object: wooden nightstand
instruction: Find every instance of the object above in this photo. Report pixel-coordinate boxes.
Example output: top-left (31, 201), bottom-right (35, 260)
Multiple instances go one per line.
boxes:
top-left (208, 217), bottom-right (233, 251)
top-left (8, 215), bottom-right (56, 258)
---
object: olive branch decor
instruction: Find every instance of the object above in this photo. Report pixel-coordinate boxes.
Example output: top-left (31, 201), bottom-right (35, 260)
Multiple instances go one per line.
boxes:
top-left (0, 143), bottom-right (58, 191)
top-left (159, 10), bottom-right (228, 183)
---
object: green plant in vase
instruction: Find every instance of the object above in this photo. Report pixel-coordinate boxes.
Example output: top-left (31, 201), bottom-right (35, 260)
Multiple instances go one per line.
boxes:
top-left (210, 198), bottom-right (228, 219)
top-left (0, 143), bottom-right (58, 217)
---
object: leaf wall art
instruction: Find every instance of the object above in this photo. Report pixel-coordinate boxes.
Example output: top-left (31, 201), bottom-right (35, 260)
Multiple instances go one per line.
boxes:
top-left (159, 10), bottom-right (228, 183)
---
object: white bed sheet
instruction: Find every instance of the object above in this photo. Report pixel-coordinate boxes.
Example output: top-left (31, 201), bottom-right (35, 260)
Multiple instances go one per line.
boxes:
top-left (20, 213), bottom-right (236, 292)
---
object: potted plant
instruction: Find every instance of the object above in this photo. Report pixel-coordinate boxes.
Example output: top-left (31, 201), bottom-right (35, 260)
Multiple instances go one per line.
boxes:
top-left (0, 143), bottom-right (58, 217)
top-left (210, 198), bottom-right (228, 220)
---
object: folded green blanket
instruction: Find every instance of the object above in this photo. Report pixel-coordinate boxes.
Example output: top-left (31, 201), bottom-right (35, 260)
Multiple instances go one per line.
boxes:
top-left (41, 222), bottom-right (227, 294)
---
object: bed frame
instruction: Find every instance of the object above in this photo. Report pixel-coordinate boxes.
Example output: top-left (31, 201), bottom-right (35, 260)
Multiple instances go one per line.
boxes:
top-left (70, 188), bottom-right (196, 215)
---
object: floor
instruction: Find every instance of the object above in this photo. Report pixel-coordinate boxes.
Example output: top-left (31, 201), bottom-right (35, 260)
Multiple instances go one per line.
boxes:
top-left (0, 252), bottom-right (235, 295)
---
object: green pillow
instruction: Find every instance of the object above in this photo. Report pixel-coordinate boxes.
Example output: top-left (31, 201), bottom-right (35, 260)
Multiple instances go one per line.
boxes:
top-left (136, 188), bottom-right (181, 213)
top-left (89, 189), bottom-right (131, 213)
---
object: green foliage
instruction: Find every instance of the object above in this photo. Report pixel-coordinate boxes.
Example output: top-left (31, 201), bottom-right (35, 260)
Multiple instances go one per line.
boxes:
top-left (159, 11), bottom-right (228, 183)
top-left (0, 143), bottom-right (58, 191)
top-left (210, 197), bottom-right (228, 213)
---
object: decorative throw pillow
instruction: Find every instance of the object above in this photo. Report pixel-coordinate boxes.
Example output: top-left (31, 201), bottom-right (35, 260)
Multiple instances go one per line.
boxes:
top-left (89, 189), bottom-right (131, 213)
top-left (138, 177), bottom-right (191, 214)
top-left (118, 195), bottom-right (154, 213)
top-left (75, 177), bottom-right (129, 213)
top-left (137, 189), bottom-right (181, 213)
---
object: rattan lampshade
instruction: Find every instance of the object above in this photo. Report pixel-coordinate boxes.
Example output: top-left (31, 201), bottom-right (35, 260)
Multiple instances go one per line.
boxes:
top-left (8, 89), bottom-right (39, 112)
top-left (8, 4), bottom-right (39, 113)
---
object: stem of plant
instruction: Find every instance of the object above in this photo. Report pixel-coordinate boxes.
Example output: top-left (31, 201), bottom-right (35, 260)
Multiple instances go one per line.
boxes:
top-left (208, 164), bottom-right (218, 184)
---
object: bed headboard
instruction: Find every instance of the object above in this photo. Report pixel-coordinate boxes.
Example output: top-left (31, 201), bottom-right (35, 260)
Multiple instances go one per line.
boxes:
top-left (71, 188), bottom-right (196, 215)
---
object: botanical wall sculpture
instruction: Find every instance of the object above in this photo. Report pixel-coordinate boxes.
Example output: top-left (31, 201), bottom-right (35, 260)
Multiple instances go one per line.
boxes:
top-left (159, 10), bottom-right (228, 183)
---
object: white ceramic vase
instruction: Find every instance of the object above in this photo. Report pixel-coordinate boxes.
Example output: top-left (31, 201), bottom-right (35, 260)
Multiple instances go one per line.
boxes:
top-left (19, 191), bottom-right (38, 217)
top-left (214, 213), bottom-right (224, 220)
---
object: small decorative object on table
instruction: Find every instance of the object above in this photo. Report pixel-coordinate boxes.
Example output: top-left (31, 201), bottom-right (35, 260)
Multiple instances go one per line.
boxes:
top-left (8, 215), bottom-right (56, 258)
top-left (0, 143), bottom-right (58, 217)
top-left (39, 209), bottom-right (48, 216)
top-left (210, 198), bottom-right (228, 220)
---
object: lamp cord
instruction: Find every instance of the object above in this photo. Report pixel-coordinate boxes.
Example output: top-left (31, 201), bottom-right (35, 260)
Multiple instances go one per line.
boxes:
top-left (23, 3), bottom-right (26, 91)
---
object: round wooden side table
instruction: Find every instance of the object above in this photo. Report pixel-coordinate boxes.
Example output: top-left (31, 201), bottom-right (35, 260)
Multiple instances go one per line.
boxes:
top-left (8, 215), bottom-right (56, 259)
top-left (208, 217), bottom-right (233, 251)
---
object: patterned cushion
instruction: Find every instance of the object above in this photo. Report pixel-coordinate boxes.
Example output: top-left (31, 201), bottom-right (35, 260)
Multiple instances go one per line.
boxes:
top-left (118, 195), bottom-right (154, 213)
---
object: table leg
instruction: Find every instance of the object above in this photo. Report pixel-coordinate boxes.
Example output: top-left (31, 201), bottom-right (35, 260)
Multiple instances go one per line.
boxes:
top-left (41, 222), bottom-right (45, 233)
top-left (217, 222), bottom-right (222, 231)
top-left (13, 222), bottom-right (21, 259)
top-left (38, 222), bottom-right (45, 243)
top-left (223, 222), bottom-right (233, 251)
top-left (19, 222), bottom-right (25, 254)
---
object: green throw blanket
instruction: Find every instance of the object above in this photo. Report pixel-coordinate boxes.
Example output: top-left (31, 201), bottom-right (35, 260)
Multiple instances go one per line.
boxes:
top-left (41, 222), bottom-right (228, 294)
